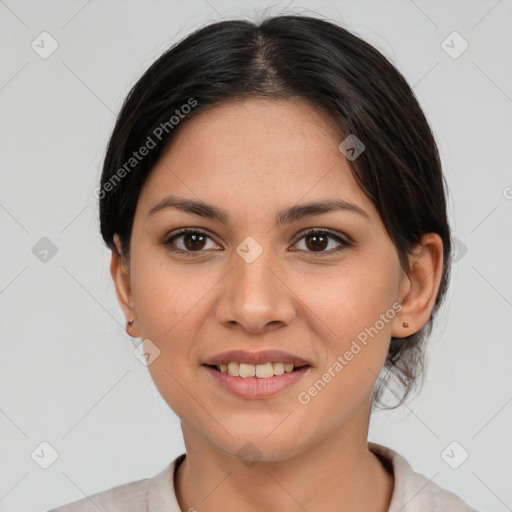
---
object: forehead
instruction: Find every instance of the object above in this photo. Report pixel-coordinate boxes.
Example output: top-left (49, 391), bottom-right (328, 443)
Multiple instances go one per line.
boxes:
top-left (178, 97), bottom-right (345, 158)
top-left (136, 98), bottom-right (377, 222)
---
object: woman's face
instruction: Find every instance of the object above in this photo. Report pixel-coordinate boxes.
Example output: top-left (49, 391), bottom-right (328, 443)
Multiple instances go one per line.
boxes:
top-left (115, 98), bottom-right (410, 460)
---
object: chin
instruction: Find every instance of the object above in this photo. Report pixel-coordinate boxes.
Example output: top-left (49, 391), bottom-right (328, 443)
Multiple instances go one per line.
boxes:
top-left (209, 427), bottom-right (310, 464)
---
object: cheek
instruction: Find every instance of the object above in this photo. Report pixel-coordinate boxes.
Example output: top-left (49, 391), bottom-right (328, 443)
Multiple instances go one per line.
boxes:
top-left (130, 267), bottom-right (197, 420)
top-left (294, 281), bottom-right (398, 426)
top-left (130, 246), bottom-right (210, 340)
top-left (307, 255), bottom-right (400, 342)
top-left (304, 254), bottom-right (400, 391)
top-left (128, 250), bottom-right (216, 412)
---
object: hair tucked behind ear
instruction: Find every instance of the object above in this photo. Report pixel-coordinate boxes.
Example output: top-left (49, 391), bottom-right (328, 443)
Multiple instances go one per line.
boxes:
top-left (98, 14), bottom-right (452, 410)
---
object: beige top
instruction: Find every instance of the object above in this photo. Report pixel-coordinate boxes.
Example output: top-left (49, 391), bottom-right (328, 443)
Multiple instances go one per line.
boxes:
top-left (48, 443), bottom-right (478, 511)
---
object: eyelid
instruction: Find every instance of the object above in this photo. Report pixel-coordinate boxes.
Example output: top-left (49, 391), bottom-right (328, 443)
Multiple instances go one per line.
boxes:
top-left (292, 227), bottom-right (352, 245)
top-left (163, 226), bottom-right (352, 256)
top-left (290, 227), bottom-right (352, 256)
top-left (163, 227), bottom-right (222, 251)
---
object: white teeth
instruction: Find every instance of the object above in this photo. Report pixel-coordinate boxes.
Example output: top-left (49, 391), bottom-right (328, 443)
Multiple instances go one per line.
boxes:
top-left (227, 362), bottom-right (239, 376)
top-left (273, 362), bottom-right (285, 375)
top-left (255, 362), bottom-right (273, 378)
top-left (239, 363), bottom-right (256, 378)
top-left (216, 362), bottom-right (301, 378)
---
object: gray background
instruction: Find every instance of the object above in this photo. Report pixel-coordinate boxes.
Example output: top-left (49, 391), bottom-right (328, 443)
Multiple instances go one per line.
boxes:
top-left (0, 1), bottom-right (511, 511)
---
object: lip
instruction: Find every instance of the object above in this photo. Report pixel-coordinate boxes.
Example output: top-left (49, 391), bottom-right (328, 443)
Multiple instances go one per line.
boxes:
top-left (202, 349), bottom-right (311, 366)
top-left (204, 364), bottom-right (311, 399)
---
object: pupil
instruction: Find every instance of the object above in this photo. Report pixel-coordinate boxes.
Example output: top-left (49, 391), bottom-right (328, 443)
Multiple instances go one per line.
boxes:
top-left (185, 233), bottom-right (206, 251)
top-left (307, 234), bottom-right (327, 251)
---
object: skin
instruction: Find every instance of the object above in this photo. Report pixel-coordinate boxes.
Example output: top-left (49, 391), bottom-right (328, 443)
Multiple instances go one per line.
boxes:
top-left (111, 98), bottom-right (444, 512)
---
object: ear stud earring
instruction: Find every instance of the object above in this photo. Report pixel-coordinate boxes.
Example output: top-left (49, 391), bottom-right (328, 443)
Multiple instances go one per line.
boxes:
top-left (402, 321), bottom-right (409, 328)
top-left (127, 319), bottom-right (134, 327)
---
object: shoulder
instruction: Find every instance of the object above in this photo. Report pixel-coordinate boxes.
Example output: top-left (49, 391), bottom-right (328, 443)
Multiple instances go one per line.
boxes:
top-left (368, 443), bottom-right (479, 512)
top-left (47, 477), bottom-right (149, 512)
top-left (47, 455), bottom-right (185, 512)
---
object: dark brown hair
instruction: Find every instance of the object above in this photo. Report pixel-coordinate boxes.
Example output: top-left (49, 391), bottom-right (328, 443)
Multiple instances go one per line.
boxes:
top-left (98, 14), bottom-right (452, 409)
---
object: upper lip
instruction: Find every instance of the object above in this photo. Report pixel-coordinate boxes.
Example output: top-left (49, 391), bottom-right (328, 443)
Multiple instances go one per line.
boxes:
top-left (203, 350), bottom-right (311, 367)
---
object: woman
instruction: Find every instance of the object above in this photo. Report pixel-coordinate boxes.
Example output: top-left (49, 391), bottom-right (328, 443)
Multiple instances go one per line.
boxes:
top-left (50, 14), bottom-right (478, 512)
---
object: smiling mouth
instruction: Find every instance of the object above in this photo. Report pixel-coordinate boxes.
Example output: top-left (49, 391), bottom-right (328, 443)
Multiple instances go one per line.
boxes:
top-left (205, 362), bottom-right (311, 379)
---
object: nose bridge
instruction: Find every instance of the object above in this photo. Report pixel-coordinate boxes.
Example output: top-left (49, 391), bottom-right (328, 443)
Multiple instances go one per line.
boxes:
top-left (234, 235), bottom-right (280, 305)
top-left (216, 235), bottom-right (296, 332)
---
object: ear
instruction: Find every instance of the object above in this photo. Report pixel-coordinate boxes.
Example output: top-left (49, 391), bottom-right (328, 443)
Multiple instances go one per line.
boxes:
top-left (111, 234), bottom-right (139, 337)
top-left (391, 233), bottom-right (444, 338)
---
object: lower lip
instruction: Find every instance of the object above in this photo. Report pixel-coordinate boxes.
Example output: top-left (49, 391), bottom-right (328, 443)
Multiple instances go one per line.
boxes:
top-left (204, 365), bottom-right (311, 399)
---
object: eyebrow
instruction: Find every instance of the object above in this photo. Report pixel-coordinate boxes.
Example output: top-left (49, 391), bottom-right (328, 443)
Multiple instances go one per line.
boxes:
top-left (148, 195), bottom-right (371, 225)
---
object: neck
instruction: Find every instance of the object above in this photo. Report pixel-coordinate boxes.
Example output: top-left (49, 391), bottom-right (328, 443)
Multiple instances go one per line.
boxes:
top-left (174, 421), bottom-right (394, 512)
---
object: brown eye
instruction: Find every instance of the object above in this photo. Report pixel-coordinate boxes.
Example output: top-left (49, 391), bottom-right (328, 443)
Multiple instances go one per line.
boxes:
top-left (293, 229), bottom-right (351, 256)
top-left (304, 233), bottom-right (329, 251)
top-left (182, 232), bottom-right (206, 251)
top-left (164, 228), bottom-right (221, 255)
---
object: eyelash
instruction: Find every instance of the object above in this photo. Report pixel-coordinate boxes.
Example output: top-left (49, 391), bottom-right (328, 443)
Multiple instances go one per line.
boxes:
top-left (162, 227), bottom-right (352, 257)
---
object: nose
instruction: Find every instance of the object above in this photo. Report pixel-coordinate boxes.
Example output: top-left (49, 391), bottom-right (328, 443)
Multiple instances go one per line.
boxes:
top-left (214, 247), bottom-right (297, 334)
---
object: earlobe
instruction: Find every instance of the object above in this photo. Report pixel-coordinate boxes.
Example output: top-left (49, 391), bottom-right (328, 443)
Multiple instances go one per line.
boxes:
top-left (391, 233), bottom-right (444, 339)
top-left (111, 234), bottom-right (138, 336)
